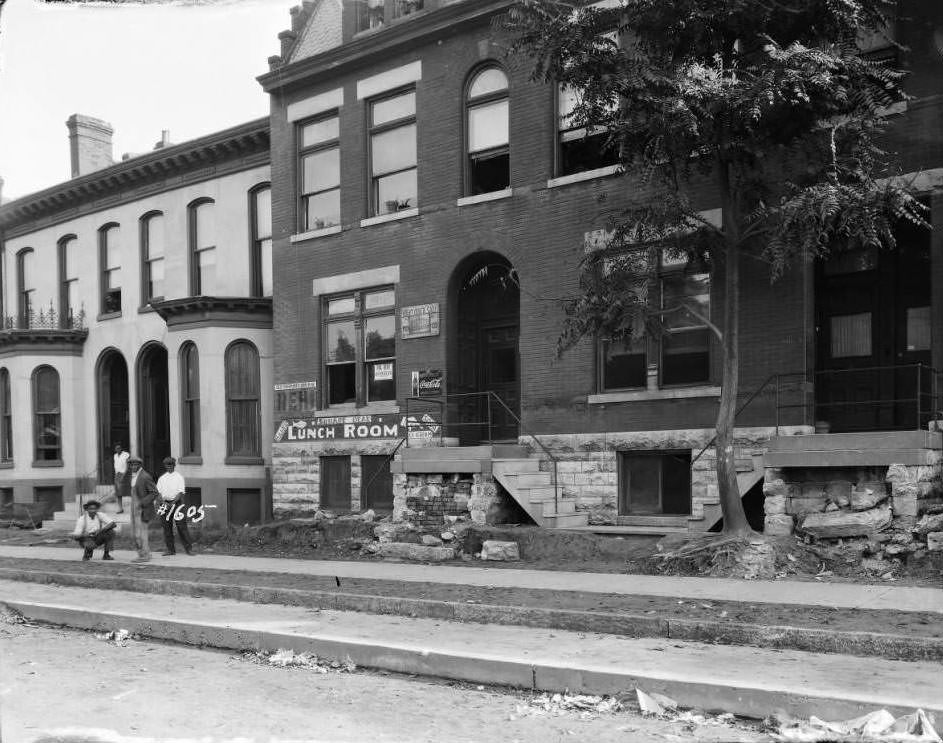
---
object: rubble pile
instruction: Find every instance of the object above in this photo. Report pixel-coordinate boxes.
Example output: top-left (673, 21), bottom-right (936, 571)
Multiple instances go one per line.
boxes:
top-left (771, 708), bottom-right (941, 743)
top-left (511, 692), bottom-right (624, 720)
top-left (242, 648), bottom-right (357, 674)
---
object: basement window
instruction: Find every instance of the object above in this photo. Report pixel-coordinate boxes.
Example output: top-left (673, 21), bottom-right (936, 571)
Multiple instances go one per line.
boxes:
top-left (618, 450), bottom-right (691, 516)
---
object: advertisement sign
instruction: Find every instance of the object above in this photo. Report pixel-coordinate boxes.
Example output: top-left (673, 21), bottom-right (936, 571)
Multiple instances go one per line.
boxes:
top-left (400, 303), bottom-right (440, 339)
top-left (274, 381), bottom-right (318, 414)
top-left (411, 369), bottom-right (443, 397)
top-left (274, 413), bottom-right (440, 443)
top-left (372, 362), bottom-right (394, 381)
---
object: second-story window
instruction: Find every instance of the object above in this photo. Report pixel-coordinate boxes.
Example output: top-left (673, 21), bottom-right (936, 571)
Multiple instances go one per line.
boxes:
top-left (17, 248), bottom-right (34, 327)
top-left (370, 89), bottom-right (417, 216)
top-left (557, 84), bottom-right (619, 177)
top-left (299, 116), bottom-right (340, 232)
top-left (251, 185), bottom-right (273, 296)
top-left (189, 199), bottom-right (217, 296)
top-left (99, 224), bottom-right (122, 315)
top-left (58, 235), bottom-right (79, 327)
top-left (465, 67), bottom-right (510, 195)
top-left (141, 212), bottom-right (166, 305)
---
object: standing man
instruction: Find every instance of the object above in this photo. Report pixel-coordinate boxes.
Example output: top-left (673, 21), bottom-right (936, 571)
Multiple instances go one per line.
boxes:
top-left (110, 443), bottom-right (130, 514)
top-left (72, 501), bottom-right (117, 561)
top-left (155, 456), bottom-right (193, 556)
top-left (128, 455), bottom-right (158, 563)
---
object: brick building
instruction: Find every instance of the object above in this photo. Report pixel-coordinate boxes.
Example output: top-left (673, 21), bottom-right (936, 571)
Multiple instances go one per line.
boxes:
top-left (0, 117), bottom-right (274, 527)
top-left (260, 0), bottom-right (943, 535)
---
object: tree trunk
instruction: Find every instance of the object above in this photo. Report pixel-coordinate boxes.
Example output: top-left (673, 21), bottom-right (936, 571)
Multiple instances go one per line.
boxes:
top-left (715, 176), bottom-right (756, 536)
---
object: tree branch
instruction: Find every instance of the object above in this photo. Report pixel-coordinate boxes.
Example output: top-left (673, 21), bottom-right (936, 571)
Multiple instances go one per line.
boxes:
top-left (657, 303), bottom-right (724, 343)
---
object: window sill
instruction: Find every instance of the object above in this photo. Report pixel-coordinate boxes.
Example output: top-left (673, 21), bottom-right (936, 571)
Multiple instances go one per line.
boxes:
top-left (32, 460), bottom-right (64, 468)
top-left (456, 188), bottom-right (513, 207)
top-left (360, 208), bottom-right (419, 228)
top-left (178, 455), bottom-right (203, 465)
top-left (291, 225), bottom-right (343, 243)
top-left (225, 456), bottom-right (264, 466)
top-left (97, 311), bottom-right (122, 322)
top-left (547, 164), bottom-right (621, 190)
top-left (588, 385), bottom-right (721, 405)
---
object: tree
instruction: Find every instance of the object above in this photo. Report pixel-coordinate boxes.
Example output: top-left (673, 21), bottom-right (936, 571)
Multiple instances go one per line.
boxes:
top-left (505, 0), bottom-right (927, 536)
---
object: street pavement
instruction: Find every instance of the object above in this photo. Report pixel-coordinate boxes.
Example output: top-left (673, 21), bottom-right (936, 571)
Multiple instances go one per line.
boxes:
top-left (2, 544), bottom-right (941, 612)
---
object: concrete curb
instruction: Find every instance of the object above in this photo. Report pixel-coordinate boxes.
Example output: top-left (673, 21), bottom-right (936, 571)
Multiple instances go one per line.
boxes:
top-left (5, 597), bottom-right (942, 725)
top-left (3, 566), bottom-right (942, 662)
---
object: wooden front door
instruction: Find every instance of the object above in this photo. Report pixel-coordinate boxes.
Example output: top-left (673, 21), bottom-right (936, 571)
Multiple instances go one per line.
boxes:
top-left (480, 324), bottom-right (520, 441)
top-left (98, 353), bottom-right (129, 484)
top-left (139, 346), bottom-right (170, 476)
top-left (320, 455), bottom-right (351, 511)
top-left (816, 225), bottom-right (931, 432)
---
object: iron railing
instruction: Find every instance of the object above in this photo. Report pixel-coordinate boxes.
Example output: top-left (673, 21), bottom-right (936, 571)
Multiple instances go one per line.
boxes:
top-left (2, 306), bottom-right (87, 331)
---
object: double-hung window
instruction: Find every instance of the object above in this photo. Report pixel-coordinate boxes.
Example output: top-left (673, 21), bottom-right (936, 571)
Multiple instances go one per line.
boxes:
top-left (58, 235), bottom-right (79, 327)
top-left (465, 67), bottom-right (510, 195)
top-left (141, 212), bottom-right (165, 304)
top-left (369, 90), bottom-right (417, 216)
top-left (99, 224), bottom-right (122, 315)
top-left (0, 368), bottom-right (11, 463)
top-left (225, 341), bottom-right (261, 460)
top-left (16, 249), bottom-right (34, 328)
top-left (180, 342), bottom-right (200, 458)
top-left (355, 0), bottom-right (423, 33)
top-left (251, 185), bottom-right (273, 296)
top-left (324, 288), bottom-right (396, 407)
top-left (557, 84), bottom-right (619, 177)
top-left (189, 199), bottom-right (217, 296)
top-left (299, 116), bottom-right (341, 231)
top-left (32, 366), bottom-right (61, 463)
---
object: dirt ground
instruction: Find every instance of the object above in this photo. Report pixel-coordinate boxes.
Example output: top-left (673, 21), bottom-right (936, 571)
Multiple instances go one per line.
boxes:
top-left (0, 621), bottom-right (769, 743)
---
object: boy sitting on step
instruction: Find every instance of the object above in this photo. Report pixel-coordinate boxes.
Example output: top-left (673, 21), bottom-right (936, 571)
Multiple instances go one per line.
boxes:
top-left (72, 500), bottom-right (117, 561)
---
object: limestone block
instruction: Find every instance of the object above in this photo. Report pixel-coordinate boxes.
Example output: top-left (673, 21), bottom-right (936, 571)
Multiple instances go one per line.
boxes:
top-left (886, 464), bottom-right (917, 485)
top-left (799, 505), bottom-right (892, 539)
top-left (377, 542), bottom-right (456, 561)
top-left (800, 482), bottom-right (826, 499)
top-left (480, 540), bottom-right (521, 561)
top-left (763, 479), bottom-right (788, 498)
top-left (861, 557), bottom-right (892, 572)
top-left (926, 532), bottom-right (943, 551)
top-left (764, 514), bottom-right (794, 536)
top-left (764, 494), bottom-right (787, 515)
top-left (884, 542), bottom-right (918, 556)
top-left (421, 534), bottom-right (443, 547)
top-left (787, 496), bottom-right (828, 516)
top-left (850, 488), bottom-right (888, 512)
top-left (374, 523), bottom-right (413, 543)
top-left (914, 513), bottom-right (943, 537)
top-left (892, 495), bottom-right (919, 517)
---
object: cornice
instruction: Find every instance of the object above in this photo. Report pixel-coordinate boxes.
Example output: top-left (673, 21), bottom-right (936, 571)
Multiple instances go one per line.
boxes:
top-left (150, 296), bottom-right (274, 330)
top-left (0, 118), bottom-right (270, 234)
top-left (0, 329), bottom-right (89, 357)
top-left (258, 0), bottom-right (513, 95)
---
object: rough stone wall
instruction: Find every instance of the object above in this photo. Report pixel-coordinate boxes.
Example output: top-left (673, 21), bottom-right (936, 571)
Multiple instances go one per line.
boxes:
top-left (392, 473), bottom-right (503, 529)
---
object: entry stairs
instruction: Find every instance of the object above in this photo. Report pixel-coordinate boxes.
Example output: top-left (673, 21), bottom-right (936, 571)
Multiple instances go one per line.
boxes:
top-left (393, 444), bottom-right (588, 528)
top-left (47, 485), bottom-right (133, 529)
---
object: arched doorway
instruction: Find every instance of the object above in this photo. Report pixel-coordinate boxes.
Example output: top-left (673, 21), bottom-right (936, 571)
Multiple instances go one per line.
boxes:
top-left (448, 252), bottom-right (520, 443)
top-left (137, 343), bottom-right (170, 476)
top-left (97, 349), bottom-right (129, 484)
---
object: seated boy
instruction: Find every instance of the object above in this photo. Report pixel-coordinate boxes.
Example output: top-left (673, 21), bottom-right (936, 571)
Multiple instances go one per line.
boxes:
top-left (72, 500), bottom-right (117, 561)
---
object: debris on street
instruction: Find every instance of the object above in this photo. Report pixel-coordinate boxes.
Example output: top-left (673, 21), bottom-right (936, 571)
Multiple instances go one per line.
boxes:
top-left (637, 689), bottom-right (678, 716)
top-left (94, 628), bottom-right (133, 646)
top-left (241, 648), bottom-right (357, 673)
top-left (510, 692), bottom-right (624, 720)
top-left (771, 708), bottom-right (941, 742)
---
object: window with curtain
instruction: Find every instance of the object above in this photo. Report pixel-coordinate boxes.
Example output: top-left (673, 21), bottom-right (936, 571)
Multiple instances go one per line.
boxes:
top-left (0, 368), bottom-right (11, 463)
top-left (189, 200), bottom-right (217, 296)
top-left (32, 366), bottom-right (61, 462)
top-left (58, 236), bottom-right (79, 327)
top-left (299, 116), bottom-right (341, 231)
top-left (181, 343), bottom-right (200, 457)
top-left (370, 89), bottom-right (417, 215)
top-left (225, 341), bottom-right (261, 459)
top-left (17, 249), bottom-right (35, 328)
top-left (142, 212), bottom-right (166, 304)
top-left (251, 185), bottom-right (273, 296)
top-left (99, 224), bottom-right (122, 314)
top-left (465, 67), bottom-right (509, 195)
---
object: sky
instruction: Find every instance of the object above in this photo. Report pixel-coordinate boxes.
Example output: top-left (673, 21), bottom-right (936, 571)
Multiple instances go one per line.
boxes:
top-left (0, 0), bottom-right (291, 200)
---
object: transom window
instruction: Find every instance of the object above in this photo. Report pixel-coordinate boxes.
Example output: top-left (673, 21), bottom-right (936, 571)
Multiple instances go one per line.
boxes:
top-left (370, 90), bottom-right (417, 216)
top-left (141, 212), bottom-right (166, 304)
top-left (99, 224), bottom-right (122, 314)
top-left (466, 67), bottom-right (510, 195)
top-left (189, 200), bottom-right (217, 296)
top-left (324, 288), bottom-right (396, 407)
top-left (299, 116), bottom-right (341, 231)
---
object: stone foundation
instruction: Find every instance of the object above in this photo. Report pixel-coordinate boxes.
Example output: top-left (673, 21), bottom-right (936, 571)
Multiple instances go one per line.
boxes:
top-left (392, 472), bottom-right (509, 529)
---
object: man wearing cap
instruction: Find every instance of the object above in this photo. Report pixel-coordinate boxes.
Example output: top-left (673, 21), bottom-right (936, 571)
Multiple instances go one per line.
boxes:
top-left (155, 456), bottom-right (193, 556)
top-left (72, 501), bottom-right (117, 561)
top-left (128, 455), bottom-right (159, 563)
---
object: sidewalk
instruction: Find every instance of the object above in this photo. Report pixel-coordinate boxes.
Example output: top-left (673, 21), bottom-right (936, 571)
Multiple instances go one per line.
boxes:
top-left (3, 578), bottom-right (941, 725)
top-left (2, 544), bottom-right (941, 612)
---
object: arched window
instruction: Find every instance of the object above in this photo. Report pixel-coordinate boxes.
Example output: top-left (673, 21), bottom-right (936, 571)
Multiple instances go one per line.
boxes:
top-left (180, 342), bottom-right (201, 458)
top-left (32, 366), bottom-right (61, 463)
top-left (225, 341), bottom-right (260, 460)
top-left (465, 66), bottom-right (510, 196)
top-left (0, 368), bottom-right (11, 463)
top-left (189, 199), bottom-right (217, 296)
top-left (58, 235), bottom-right (79, 327)
top-left (99, 223), bottom-right (122, 315)
top-left (141, 212), bottom-right (166, 305)
top-left (16, 248), bottom-right (34, 328)
top-left (249, 185), bottom-right (272, 297)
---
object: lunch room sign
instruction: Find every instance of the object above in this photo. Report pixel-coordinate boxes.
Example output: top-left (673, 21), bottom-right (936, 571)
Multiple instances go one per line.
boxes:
top-left (274, 413), bottom-right (440, 442)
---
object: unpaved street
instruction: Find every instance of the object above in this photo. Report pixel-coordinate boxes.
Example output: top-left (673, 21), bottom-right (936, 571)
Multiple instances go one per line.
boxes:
top-left (0, 620), bottom-right (768, 743)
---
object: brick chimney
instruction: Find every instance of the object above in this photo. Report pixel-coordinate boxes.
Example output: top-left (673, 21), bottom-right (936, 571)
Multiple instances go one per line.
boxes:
top-left (66, 114), bottom-right (114, 177)
top-left (153, 130), bottom-right (173, 150)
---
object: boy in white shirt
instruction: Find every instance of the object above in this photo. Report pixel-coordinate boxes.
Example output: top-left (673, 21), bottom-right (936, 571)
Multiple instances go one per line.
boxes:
top-left (72, 500), bottom-right (117, 561)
